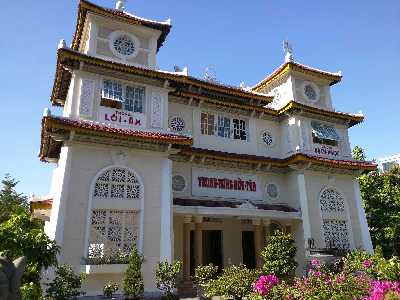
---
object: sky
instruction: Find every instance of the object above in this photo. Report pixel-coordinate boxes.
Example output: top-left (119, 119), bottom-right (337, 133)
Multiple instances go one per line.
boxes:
top-left (0, 0), bottom-right (399, 196)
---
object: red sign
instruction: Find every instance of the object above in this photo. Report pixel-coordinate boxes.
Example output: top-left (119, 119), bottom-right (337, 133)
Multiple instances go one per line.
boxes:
top-left (198, 176), bottom-right (257, 192)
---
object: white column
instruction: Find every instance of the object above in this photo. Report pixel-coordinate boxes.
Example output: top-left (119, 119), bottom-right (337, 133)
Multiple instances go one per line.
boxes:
top-left (44, 146), bottom-right (73, 251)
top-left (297, 173), bottom-right (312, 249)
top-left (160, 159), bottom-right (173, 261)
top-left (353, 179), bottom-right (374, 253)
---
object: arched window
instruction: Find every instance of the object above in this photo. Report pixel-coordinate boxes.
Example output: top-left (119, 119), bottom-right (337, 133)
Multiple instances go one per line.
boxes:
top-left (88, 167), bottom-right (143, 260)
top-left (320, 188), bottom-right (350, 250)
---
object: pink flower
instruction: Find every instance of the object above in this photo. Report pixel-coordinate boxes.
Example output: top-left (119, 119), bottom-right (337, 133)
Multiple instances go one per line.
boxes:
top-left (335, 273), bottom-right (346, 284)
top-left (363, 280), bottom-right (400, 300)
top-left (310, 258), bottom-right (321, 268)
top-left (362, 260), bottom-right (372, 269)
top-left (253, 274), bottom-right (280, 296)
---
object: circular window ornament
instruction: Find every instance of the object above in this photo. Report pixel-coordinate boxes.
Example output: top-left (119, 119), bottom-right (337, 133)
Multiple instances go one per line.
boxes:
top-left (172, 175), bottom-right (186, 192)
top-left (109, 31), bottom-right (140, 59)
top-left (265, 183), bottom-right (279, 200)
top-left (169, 116), bottom-right (186, 132)
top-left (261, 131), bottom-right (274, 147)
top-left (301, 81), bottom-right (320, 103)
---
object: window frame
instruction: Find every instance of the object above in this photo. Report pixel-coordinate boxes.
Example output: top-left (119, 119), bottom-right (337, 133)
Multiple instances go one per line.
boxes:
top-left (311, 121), bottom-right (340, 147)
top-left (200, 111), bottom-right (248, 141)
top-left (101, 78), bottom-right (146, 114)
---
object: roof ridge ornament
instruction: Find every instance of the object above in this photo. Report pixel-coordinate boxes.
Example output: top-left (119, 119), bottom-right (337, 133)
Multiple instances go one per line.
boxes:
top-left (116, 0), bottom-right (125, 11)
top-left (58, 39), bottom-right (67, 49)
top-left (283, 39), bottom-right (294, 63)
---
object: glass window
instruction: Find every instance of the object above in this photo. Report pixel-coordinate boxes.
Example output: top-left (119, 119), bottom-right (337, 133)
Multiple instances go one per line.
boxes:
top-left (233, 119), bottom-right (247, 140)
top-left (201, 113), bottom-right (215, 135)
top-left (125, 86), bottom-right (145, 113)
top-left (217, 116), bottom-right (231, 138)
top-left (102, 80), bottom-right (123, 101)
top-left (311, 121), bottom-right (340, 146)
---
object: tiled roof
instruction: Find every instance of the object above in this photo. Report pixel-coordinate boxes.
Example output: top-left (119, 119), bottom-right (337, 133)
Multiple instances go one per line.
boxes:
top-left (173, 198), bottom-right (298, 213)
top-left (72, 0), bottom-right (171, 52)
top-left (252, 61), bottom-right (342, 91)
top-left (51, 48), bottom-right (273, 107)
top-left (39, 115), bottom-right (192, 162)
top-left (179, 148), bottom-right (377, 171)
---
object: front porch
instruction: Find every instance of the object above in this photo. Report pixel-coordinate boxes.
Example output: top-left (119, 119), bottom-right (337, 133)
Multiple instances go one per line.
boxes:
top-left (173, 199), bottom-right (303, 280)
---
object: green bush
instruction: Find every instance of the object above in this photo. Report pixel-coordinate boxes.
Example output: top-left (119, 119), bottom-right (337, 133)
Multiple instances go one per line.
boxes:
top-left (123, 246), bottom-right (144, 299)
top-left (260, 230), bottom-right (297, 280)
top-left (103, 281), bottom-right (119, 299)
top-left (193, 263), bottom-right (219, 285)
top-left (205, 264), bottom-right (260, 300)
top-left (155, 260), bottom-right (182, 300)
top-left (344, 247), bottom-right (400, 281)
top-left (21, 282), bottom-right (43, 300)
top-left (45, 265), bottom-right (85, 300)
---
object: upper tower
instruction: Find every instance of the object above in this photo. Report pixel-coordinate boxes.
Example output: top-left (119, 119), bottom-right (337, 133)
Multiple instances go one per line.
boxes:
top-left (72, 0), bottom-right (171, 69)
top-left (252, 42), bottom-right (342, 111)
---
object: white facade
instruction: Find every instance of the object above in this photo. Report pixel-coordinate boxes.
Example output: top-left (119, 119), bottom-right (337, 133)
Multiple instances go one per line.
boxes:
top-left (38, 0), bottom-right (375, 296)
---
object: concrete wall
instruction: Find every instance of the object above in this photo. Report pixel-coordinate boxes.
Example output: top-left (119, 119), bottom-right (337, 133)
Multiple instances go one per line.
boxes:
top-left (45, 142), bottom-right (171, 296)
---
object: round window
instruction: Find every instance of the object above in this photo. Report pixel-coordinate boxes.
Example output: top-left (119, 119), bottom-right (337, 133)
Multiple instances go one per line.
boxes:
top-left (172, 175), bottom-right (186, 192)
top-left (262, 131), bottom-right (274, 147)
top-left (266, 183), bottom-right (279, 200)
top-left (302, 81), bottom-right (320, 103)
top-left (109, 31), bottom-right (140, 59)
top-left (113, 35), bottom-right (136, 56)
top-left (170, 116), bottom-right (185, 132)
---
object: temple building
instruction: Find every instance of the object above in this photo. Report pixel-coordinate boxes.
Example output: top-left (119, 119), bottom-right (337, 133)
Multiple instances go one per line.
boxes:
top-left (36, 0), bottom-right (376, 296)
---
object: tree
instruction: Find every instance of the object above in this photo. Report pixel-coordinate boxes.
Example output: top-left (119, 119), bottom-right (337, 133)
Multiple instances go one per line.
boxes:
top-left (358, 166), bottom-right (400, 257)
top-left (123, 245), bottom-right (144, 299)
top-left (155, 260), bottom-right (182, 300)
top-left (0, 211), bottom-right (60, 284)
top-left (352, 146), bottom-right (366, 161)
top-left (0, 174), bottom-right (28, 223)
top-left (260, 230), bottom-right (297, 280)
top-left (45, 265), bottom-right (85, 300)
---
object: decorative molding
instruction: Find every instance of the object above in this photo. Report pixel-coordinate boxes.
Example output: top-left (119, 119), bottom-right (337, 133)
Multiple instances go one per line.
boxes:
top-left (79, 79), bottom-right (95, 117)
top-left (151, 93), bottom-right (163, 128)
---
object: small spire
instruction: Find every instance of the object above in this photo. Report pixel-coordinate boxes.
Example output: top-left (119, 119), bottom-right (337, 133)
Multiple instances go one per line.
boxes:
top-left (43, 108), bottom-right (52, 117)
top-left (283, 39), bottom-right (294, 63)
top-left (115, 0), bottom-right (125, 11)
top-left (165, 18), bottom-right (172, 25)
top-left (58, 39), bottom-right (66, 49)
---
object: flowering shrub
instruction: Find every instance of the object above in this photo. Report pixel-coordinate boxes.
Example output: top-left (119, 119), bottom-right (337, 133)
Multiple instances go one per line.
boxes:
top-left (250, 255), bottom-right (400, 300)
top-left (365, 280), bottom-right (400, 300)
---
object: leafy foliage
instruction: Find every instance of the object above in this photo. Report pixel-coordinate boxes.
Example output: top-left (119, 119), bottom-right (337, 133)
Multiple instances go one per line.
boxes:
top-left (155, 260), bottom-right (182, 299)
top-left (21, 282), bottom-right (43, 300)
top-left (0, 210), bottom-right (59, 284)
top-left (123, 245), bottom-right (144, 299)
top-left (352, 146), bottom-right (367, 161)
top-left (0, 174), bottom-right (28, 223)
top-left (193, 263), bottom-right (218, 285)
top-left (205, 265), bottom-right (260, 300)
top-left (344, 247), bottom-right (400, 281)
top-left (358, 166), bottom-right (400, 257)
top-left (45, 265), bottom-right (85, 300)
top-left (260, 230), bottom-right (297, 280)
top-left (103, 281), bottom-right (119, 299)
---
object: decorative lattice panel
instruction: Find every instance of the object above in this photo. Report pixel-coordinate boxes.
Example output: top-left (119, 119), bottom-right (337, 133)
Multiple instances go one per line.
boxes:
top-left (94, 168), bottom-right (141, 200)
top-left (320, 188), bottom-right (345, 212)
top-left (88, 209), bottom-right (139, 257)
top-left (322, 219), bottom-right (350, 249)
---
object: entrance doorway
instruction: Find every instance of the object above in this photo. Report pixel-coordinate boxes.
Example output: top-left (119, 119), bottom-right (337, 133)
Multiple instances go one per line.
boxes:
top-left (202, 230), bottom-right (223, 269)
top-left (242, 231), bottom-right (256, 269)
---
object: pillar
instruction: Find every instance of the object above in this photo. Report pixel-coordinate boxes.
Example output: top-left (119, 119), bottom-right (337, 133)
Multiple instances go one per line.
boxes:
top-left (182, 215), bottom-right (192, 279)
top-left (253, 219), bottom-right (263, 268)
top-left (353, 179), bottom-right (374, 253)
top-left (297, 173), bottom-right (312, 250)
top-left (194, 216), bottom-right (203, 267)
top-left (160, 159), bottom-right (173, 261)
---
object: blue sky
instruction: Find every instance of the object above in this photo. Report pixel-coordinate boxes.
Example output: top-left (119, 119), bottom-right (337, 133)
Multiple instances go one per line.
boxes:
top-left (0, 0), bottom-right (399, 196)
